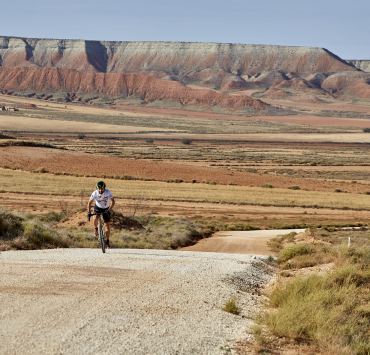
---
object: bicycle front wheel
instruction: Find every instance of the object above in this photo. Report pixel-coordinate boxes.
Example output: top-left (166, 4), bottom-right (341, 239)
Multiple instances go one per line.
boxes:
top-left (98, 223), bottom-right (106, 253)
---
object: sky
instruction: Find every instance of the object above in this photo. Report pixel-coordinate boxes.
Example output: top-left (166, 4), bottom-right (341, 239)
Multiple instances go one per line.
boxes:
top-left (1, 0), bottom-right (369, 59)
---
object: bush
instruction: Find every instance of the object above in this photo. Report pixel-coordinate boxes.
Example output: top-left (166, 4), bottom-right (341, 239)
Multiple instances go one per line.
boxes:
top-left (181, 138), bottom-right (192, 145)
top-left (0, 211), bottom-right (24, 240)
top-left (23, 223), bottom-right (70, 248)
top-left (278, 244), bottom-right (315, 263)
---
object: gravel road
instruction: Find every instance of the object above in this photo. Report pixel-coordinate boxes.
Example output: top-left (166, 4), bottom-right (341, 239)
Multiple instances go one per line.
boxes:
top-left (0, 249), bottom-right (273, 355)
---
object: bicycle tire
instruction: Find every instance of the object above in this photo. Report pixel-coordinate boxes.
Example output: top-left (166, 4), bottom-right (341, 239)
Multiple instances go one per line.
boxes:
top-left (98, 223), bottom-right (106, 253)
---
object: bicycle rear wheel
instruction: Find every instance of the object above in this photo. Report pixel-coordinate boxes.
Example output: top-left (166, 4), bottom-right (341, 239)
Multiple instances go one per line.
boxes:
top-left (98, 223), bottom-right (106, 253)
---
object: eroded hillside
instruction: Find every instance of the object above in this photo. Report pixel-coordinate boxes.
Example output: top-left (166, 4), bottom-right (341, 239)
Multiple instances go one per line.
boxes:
top-left (0, 36), bottom-right (369, 109)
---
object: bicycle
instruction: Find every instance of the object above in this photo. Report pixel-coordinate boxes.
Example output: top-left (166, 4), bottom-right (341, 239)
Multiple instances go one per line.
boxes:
top-left (88, 211), bottom-right (107, 253)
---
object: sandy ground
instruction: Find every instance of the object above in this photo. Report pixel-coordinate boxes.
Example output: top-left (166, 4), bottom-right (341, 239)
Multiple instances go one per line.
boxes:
top-left (264, 98), bottom-right (370, 114)
top-left (0, 115), bottom-right (173, 133)
top-left (0, 248), bottom-right (272, 355)
top-left (86, 132), bottom-right (370, 143)
top-left (256, 115), bottom-right (370, 128)
top-left (182, 229), bottom-right (306, 254)
top-left (0, 94), bottom-right (165, 119)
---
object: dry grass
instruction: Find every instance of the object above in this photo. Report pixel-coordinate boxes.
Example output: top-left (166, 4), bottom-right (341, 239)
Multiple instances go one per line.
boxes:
top-left (255, 229), bottom-right (370, 354)
top-left (2, 168), bottom-right (370, 210)
top-left (223, 298), bottom-right (240, 315)
top-left (0, 113), bottom-right (168, 133)
top-left (0, 209), bottom-right (216, 251)
top-left (0, 211), bottom-right (71, 250)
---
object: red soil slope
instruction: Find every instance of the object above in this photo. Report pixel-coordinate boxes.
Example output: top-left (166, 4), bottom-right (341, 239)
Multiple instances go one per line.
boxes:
top-left (0, 68), bottom-right (267, 110)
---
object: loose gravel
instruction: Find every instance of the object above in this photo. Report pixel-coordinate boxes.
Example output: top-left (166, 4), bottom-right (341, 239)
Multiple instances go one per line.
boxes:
top-left (0, 248), bottom-right (274, 354)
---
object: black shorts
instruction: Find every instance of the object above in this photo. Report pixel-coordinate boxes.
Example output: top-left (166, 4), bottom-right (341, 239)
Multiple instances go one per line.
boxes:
top-left (94, 206), bottom-right (111, 222)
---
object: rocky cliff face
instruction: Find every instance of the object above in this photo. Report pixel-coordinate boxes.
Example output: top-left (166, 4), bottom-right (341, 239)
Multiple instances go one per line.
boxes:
top-left (0, 37), bottom-right (354, 74)
top-left (0, 36), bottom-right (368, 108)
top-left (348, 60), bottom-right (370, 73)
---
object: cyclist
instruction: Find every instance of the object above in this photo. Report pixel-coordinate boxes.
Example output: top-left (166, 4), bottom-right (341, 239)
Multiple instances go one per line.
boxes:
top-left (87, 180), bottom-right (115, 248)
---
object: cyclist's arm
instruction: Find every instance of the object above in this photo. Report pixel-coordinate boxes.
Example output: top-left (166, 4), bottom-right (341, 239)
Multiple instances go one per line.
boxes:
top-left (109, 197), bottom-right (115, 211)
top-left (87, 198), bottom-right (94, 212)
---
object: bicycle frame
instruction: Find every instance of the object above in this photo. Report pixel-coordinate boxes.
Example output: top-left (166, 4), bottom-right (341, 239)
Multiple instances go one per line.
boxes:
top-left (89, 212), bottom-right (106, 253)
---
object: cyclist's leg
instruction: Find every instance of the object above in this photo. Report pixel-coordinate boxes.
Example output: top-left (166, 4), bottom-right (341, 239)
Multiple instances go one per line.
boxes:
top-left (94, 215), bottom-right (99, 236)
top-left (105, 222), bottom-right (111, 241)
top-left (102, 210), bottom-right (111, 242)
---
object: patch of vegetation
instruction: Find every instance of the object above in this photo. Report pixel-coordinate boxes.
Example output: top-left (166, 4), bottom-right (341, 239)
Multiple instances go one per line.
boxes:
top-left (21, 223), bottom-right (70, 249)
top-left (113, 216), bottom-right (213, 249)
top-left (39, 211), bottom-right (68, 223)
top-left (181, 138), bottom-right (193, 145)
top-left (223, 298), bottom-right (240, 315)
top-left (0, 132), bottom-right (14, 139)
top-left (278, 243), bottom-right (315, 263)
top-left (0, 211), bottom-right (24, 240)
top-left (0, 140), bottom-right (62, 149)
top-left (0, 210), bottom-right (71, 250)
top-left (255, 228), bottom-right (370, 354)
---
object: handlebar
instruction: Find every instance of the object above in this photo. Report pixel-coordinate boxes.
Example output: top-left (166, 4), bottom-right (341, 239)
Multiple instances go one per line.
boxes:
top-left (87, 212), bottom-right (97, 221)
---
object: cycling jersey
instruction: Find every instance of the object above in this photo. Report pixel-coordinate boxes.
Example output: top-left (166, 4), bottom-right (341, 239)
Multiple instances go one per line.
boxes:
top-left (90, 189), bottom-right (113, 209)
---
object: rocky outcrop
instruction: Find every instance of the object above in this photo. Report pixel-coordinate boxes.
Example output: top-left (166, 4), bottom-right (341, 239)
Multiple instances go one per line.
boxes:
top-left (0, 37), bottom-right (355, 75)
top-left (0, 36), bottom-right (368, 108)
top-left (348, 60), bottom-right (370, 73)
top-left (321, 71), bottom-right (370, 98)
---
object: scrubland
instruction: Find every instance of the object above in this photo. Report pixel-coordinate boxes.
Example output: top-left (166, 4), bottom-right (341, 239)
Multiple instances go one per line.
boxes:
top-left (248, 228), bottom-right (370, 355)
top-left (1, 94), bottom-right (370, 354)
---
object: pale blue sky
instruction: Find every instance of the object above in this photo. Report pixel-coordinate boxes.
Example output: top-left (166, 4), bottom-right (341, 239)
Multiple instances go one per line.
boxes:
top-left (1, 0), bottom-right (369, 59)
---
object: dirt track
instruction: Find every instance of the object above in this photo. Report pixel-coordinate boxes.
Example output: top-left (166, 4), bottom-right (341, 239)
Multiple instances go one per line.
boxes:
top-left (0, 249), bottom-right (272, 355)
top-left (182, 229), bottom-right (306, 254)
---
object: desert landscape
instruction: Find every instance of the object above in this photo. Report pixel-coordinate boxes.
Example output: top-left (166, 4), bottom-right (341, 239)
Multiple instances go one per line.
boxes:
top-left (1, 35), bottom-right (369, 354)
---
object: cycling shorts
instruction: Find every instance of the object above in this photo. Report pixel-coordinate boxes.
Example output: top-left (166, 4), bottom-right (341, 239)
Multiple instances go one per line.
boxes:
top-left (94, 206), bottom-right (111, 222)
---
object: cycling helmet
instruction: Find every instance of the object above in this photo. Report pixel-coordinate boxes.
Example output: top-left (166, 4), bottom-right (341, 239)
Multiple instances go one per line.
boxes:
top-left (96, 180), bottom-right (106, 189)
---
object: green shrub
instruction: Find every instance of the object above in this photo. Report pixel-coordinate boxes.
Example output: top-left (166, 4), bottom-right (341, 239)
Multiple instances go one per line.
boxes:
top-left (278, 244), bottom-right (315, 263)
top-left (0, 211), bottom-right (24, 240)
top-left (23, 223), bottom-right (69, 248)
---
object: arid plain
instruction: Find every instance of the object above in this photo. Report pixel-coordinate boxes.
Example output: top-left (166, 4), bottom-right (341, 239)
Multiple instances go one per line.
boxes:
top-left (1, 92), bottom-right (370, 229)
top-left (1, 37), bottom-right (370, 354)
